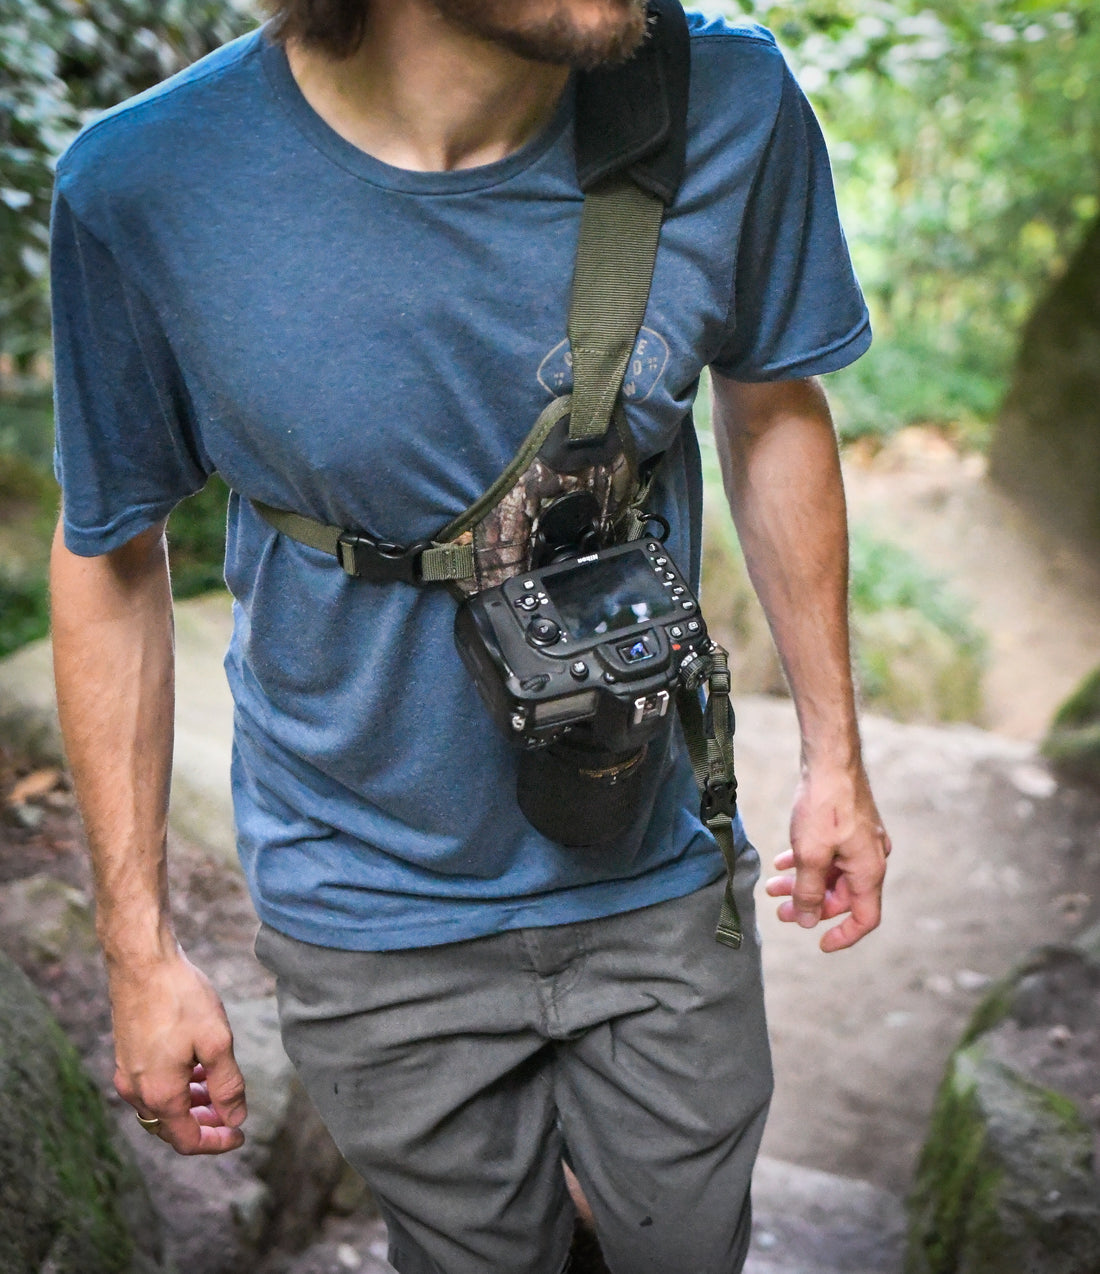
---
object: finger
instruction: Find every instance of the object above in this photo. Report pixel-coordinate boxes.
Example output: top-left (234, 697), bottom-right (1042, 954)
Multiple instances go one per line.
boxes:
top-left (819, 888), bottom-right (882, 953)
top-left (772, 849), bottom-right (795, 871)
top-left (199, 1041), bottom-right (248, 1130)
top-left (775, 886), bottom-right (851, 925)
top-left (764, 874), bottom-right (794, 898)
top-left (791, 860), bottom-right (830, 928)
top-left (189, 1081), bottom-right (211, 1108)
top-left (190, 1104), bottom-right (225, 1128)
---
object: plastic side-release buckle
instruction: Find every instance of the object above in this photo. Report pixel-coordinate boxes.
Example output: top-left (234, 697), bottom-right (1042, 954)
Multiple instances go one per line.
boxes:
top-left (336, 532), bottom-right (432, 584)
top-left (700, 776), bottom-right (737, 822)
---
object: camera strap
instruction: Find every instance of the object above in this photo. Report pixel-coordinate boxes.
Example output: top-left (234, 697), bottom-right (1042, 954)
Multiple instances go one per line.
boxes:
top-left (677, 647), bottom-right (743, 949)
top-left (250, 0), bottom-right (688, 588)
top-left (244, 0), bottom-right (744, 948)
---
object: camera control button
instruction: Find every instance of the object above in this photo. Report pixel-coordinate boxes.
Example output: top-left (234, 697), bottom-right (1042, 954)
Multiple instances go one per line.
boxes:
top-left (527, 617), bottom-right (562, 646)
top-left (569, 661), bottom-right (589, 681)
top-left (655, 556), bottom-right (668, 567)
top-left (517, 594), bottom-right (540, 611)
top-left (686, 619), bottom-right (702, 634)
top-left (680, 600), bottom-right (695, 611)
top-left (663, 571), bottom-right (676, 582)
top-left (669, 624), bottom-right (684, 639)
top-left (647, 541), bottom-right (660, 552)
top-left (603, 671), bottom-right (618, 684)
top-left (521, 674), bottom-right (551, 692)
top-left (671, 586), bottom-right (685, 597)
top-left (523, 579), bottom-right (536, 590)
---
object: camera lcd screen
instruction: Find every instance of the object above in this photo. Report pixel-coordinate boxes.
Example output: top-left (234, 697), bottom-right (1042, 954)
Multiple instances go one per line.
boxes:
top-left (544, 551), bottom-right (681, 640)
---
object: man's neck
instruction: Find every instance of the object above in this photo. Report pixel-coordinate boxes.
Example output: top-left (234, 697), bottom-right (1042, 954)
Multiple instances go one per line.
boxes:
top-left (285, 0), bottom-right (570, 173)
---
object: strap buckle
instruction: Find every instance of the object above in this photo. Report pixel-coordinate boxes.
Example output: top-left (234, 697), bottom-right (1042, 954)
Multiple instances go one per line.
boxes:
top-left (336, 532), bottom-right (432, 584)
top-left (701, 776), bottom-right (737, 822)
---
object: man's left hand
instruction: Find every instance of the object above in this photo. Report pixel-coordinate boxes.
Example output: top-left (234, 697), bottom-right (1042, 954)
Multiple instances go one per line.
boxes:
top-left (764, 761), bottom-right (891, 952)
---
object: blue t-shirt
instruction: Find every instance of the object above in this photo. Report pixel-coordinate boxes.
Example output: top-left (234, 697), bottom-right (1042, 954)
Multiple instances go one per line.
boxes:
top-left (50, 14), bottom-right (870, 950)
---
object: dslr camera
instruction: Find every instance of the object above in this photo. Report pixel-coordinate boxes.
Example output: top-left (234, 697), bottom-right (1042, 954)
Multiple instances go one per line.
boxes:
top-left (454, 537), bottom-right (713, 846)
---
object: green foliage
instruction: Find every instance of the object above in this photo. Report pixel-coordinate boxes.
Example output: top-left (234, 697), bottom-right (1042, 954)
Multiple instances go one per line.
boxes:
top-left (0, 0), bottom-right (258, 371)
top-left (167, 476), bottom-right (230, 598)
top-left (847, 526), bottom-right (985, 721)
top-left (848, 525), bottom-right (984, 654)
top-left (710, 0), bottom-right (1100, 437)
top-left (0, 567), bottom-right (50, 658)
top-left (825, 326), bottom-right (1003, 445)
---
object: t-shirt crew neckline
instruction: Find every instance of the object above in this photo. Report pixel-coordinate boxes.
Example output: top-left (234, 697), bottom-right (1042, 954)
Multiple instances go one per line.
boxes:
top-left (260, 34), bottom-right (576, 195)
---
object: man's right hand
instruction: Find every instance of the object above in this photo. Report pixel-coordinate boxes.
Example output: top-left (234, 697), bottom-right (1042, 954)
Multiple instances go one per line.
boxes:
top-left (109, 946), bottom-right (247, 1155)
top-left (51, 519), bottom-right (246, 1155)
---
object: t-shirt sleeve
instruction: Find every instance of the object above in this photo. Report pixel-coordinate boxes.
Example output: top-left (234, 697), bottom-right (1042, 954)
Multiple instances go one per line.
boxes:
top-left (709, 60), bottom-right (871, 381)
top-left (50, 186), bottom-right (213, 556)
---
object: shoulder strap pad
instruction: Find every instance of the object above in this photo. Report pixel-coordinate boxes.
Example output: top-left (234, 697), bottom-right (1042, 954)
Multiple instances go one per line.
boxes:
top-left (574, 0), bottom-right (690, 206)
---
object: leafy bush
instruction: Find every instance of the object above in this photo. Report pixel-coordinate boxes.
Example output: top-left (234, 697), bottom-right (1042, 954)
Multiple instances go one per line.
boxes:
top-left (825, 324), bottom-right (1005, 447)
top-left (0, 0), bottom-right (258, 371)
top-left (0, 567), bottom-right (50, 658)
top-left (167, 477), bottom-right (230, 598)
top-left (848, 526), bottom-right (985, 721)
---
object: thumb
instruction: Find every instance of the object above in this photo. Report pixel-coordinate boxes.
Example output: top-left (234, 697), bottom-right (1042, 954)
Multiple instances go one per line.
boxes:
top-left (199, 1038), bottom-right (248, 1129)
top-left (791, 860), bottom-right (828, 928)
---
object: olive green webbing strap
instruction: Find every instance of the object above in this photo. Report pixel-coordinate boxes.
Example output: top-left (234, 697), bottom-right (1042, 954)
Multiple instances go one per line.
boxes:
top-left (677, 646), bottom-right (743, 949)
top-left (251, 179), bottom-right (663, 577)
top-left (249, 498), bottom-right (477, 583)
top-left (567, 177), bottom-right (666, 444)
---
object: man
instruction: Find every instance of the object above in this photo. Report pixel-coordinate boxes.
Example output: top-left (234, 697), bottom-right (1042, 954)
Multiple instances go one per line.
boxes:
top-left (49, 1), bottom-right (890, 1271)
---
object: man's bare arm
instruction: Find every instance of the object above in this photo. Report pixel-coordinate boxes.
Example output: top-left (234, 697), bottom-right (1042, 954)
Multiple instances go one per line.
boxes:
top-left (710, 373), bottom-right (890, 952)
top-left (51, 518), bottom-right (246, 1152)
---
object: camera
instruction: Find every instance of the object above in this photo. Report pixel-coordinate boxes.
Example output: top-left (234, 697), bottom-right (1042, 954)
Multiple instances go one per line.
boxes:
top-left (454, 538), bottom-right (713, 845)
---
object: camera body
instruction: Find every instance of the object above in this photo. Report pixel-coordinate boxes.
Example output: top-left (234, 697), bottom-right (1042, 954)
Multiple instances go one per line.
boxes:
top-left (454, 539), bottom-right (710, 757)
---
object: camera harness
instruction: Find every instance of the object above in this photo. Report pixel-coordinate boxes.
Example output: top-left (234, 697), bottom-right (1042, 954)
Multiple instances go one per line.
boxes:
top-left (250, 0), bottom-right (744, 949)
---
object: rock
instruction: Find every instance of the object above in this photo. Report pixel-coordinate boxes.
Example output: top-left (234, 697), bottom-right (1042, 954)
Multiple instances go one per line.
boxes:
top-left (990, 212), bottom-right (1100, 555)
top-left (1043, 663), bottom-right (1100, 789)
top-left (0, 592), bottom-right (238, 864)
top-left (0, 872), bottom-right (98, 966)
top-left (223, 996), bottom-right (354, 1253)
top-left (0, 949), bottom-right (167, 1273)
top-left (747, 1158), bottom-right (906, 1274)
top-left (850, 608), bottom-right (983, 725)
top-left (905, 943), bottom-right (1100, 1274)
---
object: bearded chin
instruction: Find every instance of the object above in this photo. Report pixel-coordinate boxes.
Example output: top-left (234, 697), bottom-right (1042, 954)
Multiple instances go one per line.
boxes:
top-left (433, 0), bottom-right (650, 69)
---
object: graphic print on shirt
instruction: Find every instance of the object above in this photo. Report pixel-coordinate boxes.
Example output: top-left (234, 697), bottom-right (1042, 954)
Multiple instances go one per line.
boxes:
top-left (537, 328), bottom-right (671, 403)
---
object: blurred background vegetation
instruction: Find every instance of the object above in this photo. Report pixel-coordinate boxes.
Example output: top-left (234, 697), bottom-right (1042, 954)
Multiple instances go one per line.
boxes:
top-left (1, 0), bottom-right (1097, 725)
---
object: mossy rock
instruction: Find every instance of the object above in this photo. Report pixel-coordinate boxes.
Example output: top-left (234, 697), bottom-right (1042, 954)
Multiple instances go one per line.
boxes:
top-left (907, 1047), bottom-right (1100, 1274)
top-left (1042, 665), bottom-right (1100, 788)
top-left (0, 951), bottom-right (167, 1273)
top-left (906, 943), bottom-right (1100, 1274)
top-left (851, 607), bottom-right (984, 725)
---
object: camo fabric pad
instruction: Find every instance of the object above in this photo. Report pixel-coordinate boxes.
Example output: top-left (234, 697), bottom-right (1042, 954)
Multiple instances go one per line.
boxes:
top-left (451, 449), bottom-right (635, 597)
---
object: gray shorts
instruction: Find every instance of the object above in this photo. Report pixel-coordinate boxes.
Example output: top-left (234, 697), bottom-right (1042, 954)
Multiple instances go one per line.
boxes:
top-left (254, 859), bottom-right (772, 1274)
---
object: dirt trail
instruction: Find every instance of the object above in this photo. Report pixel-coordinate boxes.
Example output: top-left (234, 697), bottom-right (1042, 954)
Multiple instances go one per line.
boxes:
top-left (842, 428), bottom-right (1100, 741)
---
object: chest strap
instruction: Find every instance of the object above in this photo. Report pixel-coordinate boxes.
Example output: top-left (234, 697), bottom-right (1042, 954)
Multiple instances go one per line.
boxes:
top-left (252, 171), bottom-right (666, 584)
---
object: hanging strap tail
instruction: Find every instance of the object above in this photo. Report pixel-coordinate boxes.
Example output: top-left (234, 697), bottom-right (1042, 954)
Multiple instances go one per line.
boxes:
top-left (677, 644), bottom-right (743, 949)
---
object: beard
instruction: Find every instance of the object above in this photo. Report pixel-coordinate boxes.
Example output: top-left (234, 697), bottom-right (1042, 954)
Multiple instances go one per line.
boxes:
top-left (429, 0), bottom-right (649, 69)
